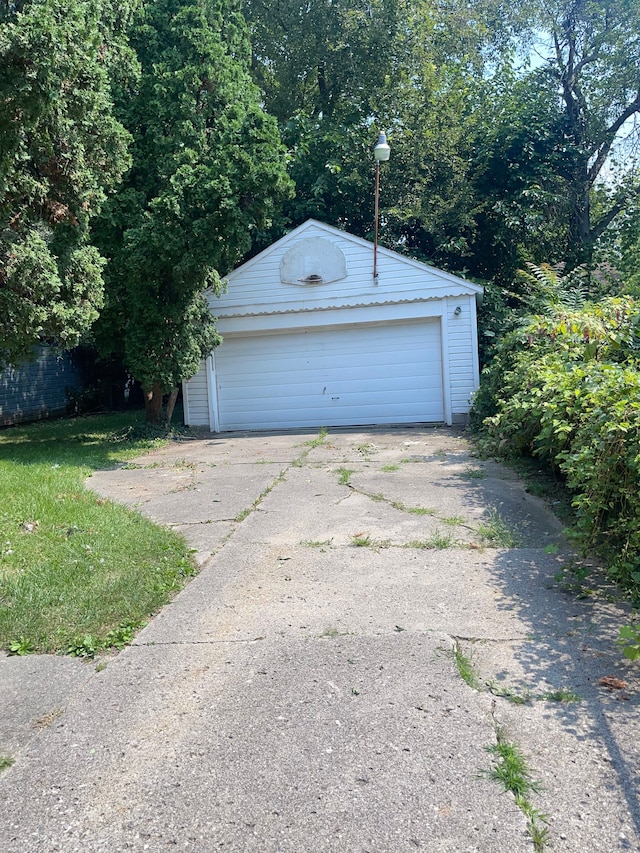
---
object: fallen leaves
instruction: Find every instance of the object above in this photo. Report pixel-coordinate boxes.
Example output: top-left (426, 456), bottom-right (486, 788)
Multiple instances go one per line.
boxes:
top-left (598, 676), bottom-right (627, 691)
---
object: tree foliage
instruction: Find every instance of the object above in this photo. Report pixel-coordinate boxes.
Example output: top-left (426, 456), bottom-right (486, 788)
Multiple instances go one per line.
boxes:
top-left (0, 0), bottom-right (135, 367)
top-left (244, 0), bottom-right (640, 284)
top-left (244, 0), bottom-right (413, 238)
top-left (474, 0), bottom-right (640, 277)
top-left (94, 0), bottom-right (292, 422)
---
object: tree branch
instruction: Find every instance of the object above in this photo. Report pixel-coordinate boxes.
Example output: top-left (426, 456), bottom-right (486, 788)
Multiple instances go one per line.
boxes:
top-left (591, 182), bottom-right (640, 243)
top-left (588, 91), bottom-right (640, 186)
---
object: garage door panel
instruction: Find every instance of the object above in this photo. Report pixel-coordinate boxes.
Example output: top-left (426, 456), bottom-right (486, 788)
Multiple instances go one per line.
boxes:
top-left (214, 321), bottom-right (444, 430)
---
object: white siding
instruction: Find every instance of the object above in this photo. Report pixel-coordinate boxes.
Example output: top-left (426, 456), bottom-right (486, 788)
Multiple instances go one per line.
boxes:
top-left (182, 361), bottom-right (209, 426)
top-left (183, 219), bottom-right (483, 431)
top-left (445, 296), bottom-right (480, 415)
top-left (209, 221), bottom-right (482, 319)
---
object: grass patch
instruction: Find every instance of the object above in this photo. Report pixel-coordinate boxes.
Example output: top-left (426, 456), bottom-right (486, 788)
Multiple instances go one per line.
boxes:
top-left (454, 641), bottom-right (480, 689)
top-left (351, 532), bottom-right (372, 547)
top-left (476, 510), bottom-right (521, 547)
top-left (0, 412), bottom-right (197, 654)
top-left (381, 464), bottom-right (400, 472)
top-left (335, 467), bottom-right (355, 486)
top-left (0, 755), bottom-right (14, 772)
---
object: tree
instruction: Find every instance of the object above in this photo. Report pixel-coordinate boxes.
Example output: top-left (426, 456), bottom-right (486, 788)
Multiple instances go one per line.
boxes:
top-left (0, 0), bottom-right (135, 367)
top-left (540, 0), bottom-right (640, 265)
top-left (242, 0), bottom-right (522, 269)
top-left (245, 0), bottom-right (640, 286)
top-left (94, 0), bottom-right (292, 423)
top-left (467, 0), bottom-right (640, 280)
top-left (243, 0), bottom-right (413, 236)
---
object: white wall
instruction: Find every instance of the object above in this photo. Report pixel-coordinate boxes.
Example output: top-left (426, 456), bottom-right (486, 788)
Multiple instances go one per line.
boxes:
top-left (182, 360), bottom-right (209, 426)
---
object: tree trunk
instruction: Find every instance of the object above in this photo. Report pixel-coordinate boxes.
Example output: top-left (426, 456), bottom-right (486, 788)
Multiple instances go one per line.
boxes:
top-left (165, 387), bottom-right (179, 425)
top-left (144, 382), bottom-right (164, 424)
top-left (567, 177), bottom-right (593, 269)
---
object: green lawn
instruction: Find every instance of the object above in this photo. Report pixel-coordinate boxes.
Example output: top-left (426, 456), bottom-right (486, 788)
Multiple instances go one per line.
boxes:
top-left (0, 413), bottom-right (195, 655)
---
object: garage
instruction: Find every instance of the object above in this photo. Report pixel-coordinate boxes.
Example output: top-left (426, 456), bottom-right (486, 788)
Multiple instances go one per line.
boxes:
top-left (183, 219), bottom-right (482, 432)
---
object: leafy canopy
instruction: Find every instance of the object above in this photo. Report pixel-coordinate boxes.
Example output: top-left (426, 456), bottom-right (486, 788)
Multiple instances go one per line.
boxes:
top-left (0, 0), bottom-right (135, 367)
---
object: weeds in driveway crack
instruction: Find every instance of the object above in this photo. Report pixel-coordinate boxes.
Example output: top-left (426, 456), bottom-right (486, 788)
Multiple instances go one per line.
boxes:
top-left (0, 755), bottom-right (14, 773)
top-left (304, 427), bottom-right (329, 449)
top-left (356, 442), bottom-right (378, 459)
top-left (486, 681), bottom-right (531, 704)
top-left (476, 510), bottom-right (521, 547)
top-left (301, 539), bottom-right (333, 549)
top-left (234, 470), bottom-right (287, 523)
top-left (539, 687), bottom-right (581, 703)
top-left (459, 467), bottom-right (487, 480)
top-left (33, 708), bottom-right (64, 729)
top-left (335, 467), bottom-right (355, 486)
top-left (403, 529), bottom-right (455, 550)
top-left (350, 532), bottom-right (390, 549)
top-left (453, 640), bottom-right (480, 689)
top-left (407, 505), bottom-right (437, 516)
top-left (482, 721), bottom-right (550, 852)
top-left (443, 514), bottom-right (466, 526)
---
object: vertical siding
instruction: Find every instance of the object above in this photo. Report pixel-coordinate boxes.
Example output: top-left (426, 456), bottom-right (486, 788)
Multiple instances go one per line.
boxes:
top-left (0, 347), bottom-right (84, 427)
top-left (182, 361), bottom-right (209, 426)
top-left (445, 297), bottom-right (479, 415)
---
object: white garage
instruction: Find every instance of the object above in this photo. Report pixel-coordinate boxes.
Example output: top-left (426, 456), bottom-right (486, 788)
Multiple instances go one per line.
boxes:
top-left (183, 219), bottom-right (482, 432)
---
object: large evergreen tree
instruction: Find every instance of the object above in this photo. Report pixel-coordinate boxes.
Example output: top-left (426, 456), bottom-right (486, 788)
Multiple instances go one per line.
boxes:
top-left (94, 0), bottom-right (292, 423)
top-left (0, 0), bottom-right (134, 367)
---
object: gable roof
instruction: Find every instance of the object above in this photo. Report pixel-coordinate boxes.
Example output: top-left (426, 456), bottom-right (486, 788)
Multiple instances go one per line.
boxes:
top-left (208, 218), bottom-right (482, 318)
top-left (225, 219), bottom-right (482, 293)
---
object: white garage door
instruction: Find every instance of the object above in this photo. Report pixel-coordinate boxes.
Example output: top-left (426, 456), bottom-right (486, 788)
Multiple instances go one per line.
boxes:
top-left (213, 319), bottom-right (444, 431)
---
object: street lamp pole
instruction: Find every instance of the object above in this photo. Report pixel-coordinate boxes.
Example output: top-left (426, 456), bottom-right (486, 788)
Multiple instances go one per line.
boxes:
top-left (373, 131), bottom-right (390, 282)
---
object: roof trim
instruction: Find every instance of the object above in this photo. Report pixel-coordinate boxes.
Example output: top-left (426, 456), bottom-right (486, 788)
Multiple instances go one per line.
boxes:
top-left (209, 292), bottom-right (477, 319)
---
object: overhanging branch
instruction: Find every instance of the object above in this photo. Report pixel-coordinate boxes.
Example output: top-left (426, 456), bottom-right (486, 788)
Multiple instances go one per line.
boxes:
top-left (591, 182), bottom-right (640, 243)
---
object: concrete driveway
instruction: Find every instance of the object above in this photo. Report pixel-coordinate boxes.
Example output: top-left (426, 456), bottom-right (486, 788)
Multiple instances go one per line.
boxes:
top-left (1, 426), bottom-right (639, 852)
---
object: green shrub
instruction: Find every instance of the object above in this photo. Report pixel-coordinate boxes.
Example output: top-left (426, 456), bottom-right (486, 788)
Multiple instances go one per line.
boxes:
top-left (474, 296), bottom-right (640, 595)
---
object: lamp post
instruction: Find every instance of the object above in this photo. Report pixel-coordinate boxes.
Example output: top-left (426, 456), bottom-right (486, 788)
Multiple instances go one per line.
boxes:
top-left (373, 131), bottom-right (390, 282)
